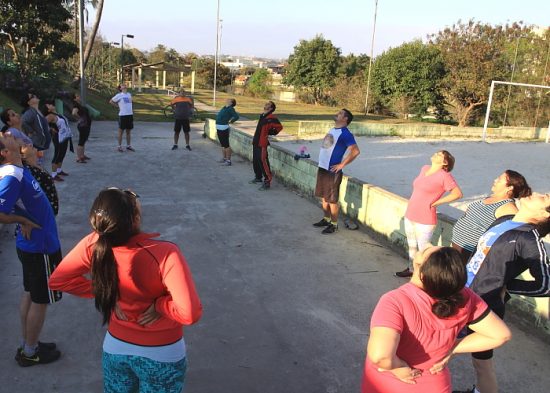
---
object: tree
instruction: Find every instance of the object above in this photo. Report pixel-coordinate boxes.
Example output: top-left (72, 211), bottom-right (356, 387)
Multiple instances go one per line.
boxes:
top-left (196, 58), bottom-right (231, 88)
top-left (338, 53), bottom-right (370, 77)
top-left (61, 0), bottom-right (104, 70)
top-left (431, 20), bottom-right (514, 126)
top-left (370, 40), bottom-right (446, 118)
top-left (0, 1), bottom-right (76, 82)
top-left (246, 68), bottom-right (272, 98)
top-left (283, 35), bottom-right (341, 104)
top-left (329, 75), bottom-right (367, 112)
top-left (82, 0), bottom-right (104, 70)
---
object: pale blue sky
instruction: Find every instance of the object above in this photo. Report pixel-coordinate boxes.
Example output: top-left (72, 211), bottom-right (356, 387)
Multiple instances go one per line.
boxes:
top-left (91, 0), bottom-right (549, 59)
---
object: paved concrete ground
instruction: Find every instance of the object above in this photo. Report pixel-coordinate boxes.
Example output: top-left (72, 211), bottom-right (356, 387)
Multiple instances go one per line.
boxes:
top-left (0, 121), bottom-right (548, 393)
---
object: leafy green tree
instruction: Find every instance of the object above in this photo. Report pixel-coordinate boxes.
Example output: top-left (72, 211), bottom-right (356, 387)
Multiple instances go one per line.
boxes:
top-left (246, 68), bottom-right (272, 98)
top-left (370, 40), bottom-right (445, 118)
top-left (491, 27), bottom-right (550, 127)
top-left (430, 20), bottom-right (515, 126)
top-left (148, 44), bottom-right (168, 64)
top-left (283, 35), bottom-right (341, 104)
top-left (338, 53), bottom-right (370, 77)
top-left (196, 58), bottom-right (231, 88)
top-left (0, 0), bottom-right (76, 82)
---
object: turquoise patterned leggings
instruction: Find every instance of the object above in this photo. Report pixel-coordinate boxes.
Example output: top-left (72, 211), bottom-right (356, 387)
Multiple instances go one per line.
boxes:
top-left (102, 352), bottom-right (187, 393)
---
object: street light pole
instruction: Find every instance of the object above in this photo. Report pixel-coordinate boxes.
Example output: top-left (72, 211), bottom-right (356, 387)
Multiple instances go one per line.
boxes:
top-left (213, 0), bottom-right (220, 106)
top-left (364, 0), bottom-right (379, 115)
top-left (120, 34), bottom-right (134, 85)
top-left (109, 42), bottom-right (120, 83)
top-left (78, 0), bottom-right (86, 104)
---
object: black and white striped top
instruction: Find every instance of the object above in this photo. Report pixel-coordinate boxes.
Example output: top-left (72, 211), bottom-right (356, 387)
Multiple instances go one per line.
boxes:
top-left (451, 198), bottom-right (514, 252)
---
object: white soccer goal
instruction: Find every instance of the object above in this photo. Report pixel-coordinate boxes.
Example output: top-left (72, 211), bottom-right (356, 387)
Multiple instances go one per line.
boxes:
top-left (482, 80), bottom-right (550, 142)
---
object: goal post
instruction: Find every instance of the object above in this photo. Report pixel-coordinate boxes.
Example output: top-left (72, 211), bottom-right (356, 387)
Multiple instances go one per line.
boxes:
top-left (482, 80), bottom-right (550, 142)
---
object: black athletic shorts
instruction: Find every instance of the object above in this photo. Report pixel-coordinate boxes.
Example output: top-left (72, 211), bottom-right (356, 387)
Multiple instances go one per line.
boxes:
top-left (174, 119), bottom-right (191, 133)
top-left (314, 167), bottom-right (343, 204)
top-left (119, 115), bottom-right (134, 130)
top-left (17, 248), bottom-right (63, 304)
top-left (77, 125), bottom-right (91, 146)
top-left (217, 129), bottom-right (230, 148)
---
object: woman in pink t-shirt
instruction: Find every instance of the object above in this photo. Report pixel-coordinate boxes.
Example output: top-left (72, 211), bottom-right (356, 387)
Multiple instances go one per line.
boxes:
top-left (362, 246), bottom-right (511, 393)
top-left (396, 150), bottom-right (463, 277)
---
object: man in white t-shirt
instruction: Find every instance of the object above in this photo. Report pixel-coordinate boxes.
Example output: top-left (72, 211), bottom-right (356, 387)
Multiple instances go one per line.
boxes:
top-left (313, 109), bottom-right (360, 234)
top-left (109, 84), bottom-right (135, 152)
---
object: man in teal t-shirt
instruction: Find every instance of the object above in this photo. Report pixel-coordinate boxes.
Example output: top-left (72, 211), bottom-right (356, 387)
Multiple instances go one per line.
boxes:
top-left (215, 98), bottom-right (239, 166)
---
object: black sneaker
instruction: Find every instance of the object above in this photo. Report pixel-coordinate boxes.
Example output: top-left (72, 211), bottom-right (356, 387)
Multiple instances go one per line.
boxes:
top-left (248, 178), bottom-right (263, 184)
top-left (321, 223), bottom-right (338, 234)
top-left (15, 341), bottom-right (57, 361)
top-left (185, 145), bottom-right (192, 151)
top-left (171, 144), bottom-right (178, 150)
top-left (16, 346), bottom-right (61, 367)
top-left (395, 268), bottom-right (413, 278)
top-left (313, 218), bottom-right (331, 227)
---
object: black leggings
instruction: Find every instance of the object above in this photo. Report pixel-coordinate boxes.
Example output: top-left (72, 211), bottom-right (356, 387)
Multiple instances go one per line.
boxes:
top-left (78, 126), bottom-right (90, 146)
top-left (51, 133), bottom-right (69, 165)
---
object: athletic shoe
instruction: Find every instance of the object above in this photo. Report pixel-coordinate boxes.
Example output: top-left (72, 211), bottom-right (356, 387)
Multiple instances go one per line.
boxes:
top-left (117, 146), bottom-right (124, 152)
top-left (452, 387), bottom-right (476, 393)
top-left (248, 178), bottom-right (263, 184)
top-left (223, 160), bottom-right (232, 166)
top-left (321, 223), bottom-right (338, 234)
top-left (171, 145), bottom-right (178, 150)
top-left (258, 183), bottom-right (270, 191)
top-left (14, 341), bottom-right (57, 361)
top-left (218, 158), bottom-right (227, 163)
top-left (185, 145), bottom-right (192, 151)
top-left (313, 218), bottom-right (331, 227)
top-left (58, 171), bottom-right (69, 176)
top-left (16, 347), bottom-right (61, 367)
top-left (395, 268), bottom-right (413, 278)
top-left (126, 146), bottom-right (135, 152)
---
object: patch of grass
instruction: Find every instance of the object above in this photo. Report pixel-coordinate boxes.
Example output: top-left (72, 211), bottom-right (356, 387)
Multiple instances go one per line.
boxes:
top-left (86, 90), bottom-right (207, 123)
top-left (191, 89), bottom-right (414, 135)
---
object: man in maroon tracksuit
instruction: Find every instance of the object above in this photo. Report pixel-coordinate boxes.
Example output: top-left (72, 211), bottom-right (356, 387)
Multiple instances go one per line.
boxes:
top-left (249, 101), bottom-right (283, 191)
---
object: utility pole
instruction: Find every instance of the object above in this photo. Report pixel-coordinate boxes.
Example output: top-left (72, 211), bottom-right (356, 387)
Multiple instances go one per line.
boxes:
top-left (364, 0), bottom-right (379, 116)
top-left (213, 0), bottom-right (220, 106)
top-left (78, 0), bottom-right (86, 104)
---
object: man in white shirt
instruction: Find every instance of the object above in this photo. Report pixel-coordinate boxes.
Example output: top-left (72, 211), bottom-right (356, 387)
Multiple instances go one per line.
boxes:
top-left (109, 84), bottom-right (135, 152)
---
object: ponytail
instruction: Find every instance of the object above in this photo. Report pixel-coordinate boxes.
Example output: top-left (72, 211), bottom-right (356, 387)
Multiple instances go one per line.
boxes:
top-left (91, 234), bottom-right (119, 325)
top-left (431, 293), bottom-right (465, 319)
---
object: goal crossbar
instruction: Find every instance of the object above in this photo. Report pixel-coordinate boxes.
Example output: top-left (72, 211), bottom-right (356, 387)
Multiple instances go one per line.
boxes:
top-left (482, 80), bottom-right (550, 142)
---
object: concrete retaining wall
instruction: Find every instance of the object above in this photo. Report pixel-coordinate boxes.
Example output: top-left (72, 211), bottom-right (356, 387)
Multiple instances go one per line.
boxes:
top-left (204, 119), bottom-right (550, 334)
top-left (298, 121), bottom-right (549, 140)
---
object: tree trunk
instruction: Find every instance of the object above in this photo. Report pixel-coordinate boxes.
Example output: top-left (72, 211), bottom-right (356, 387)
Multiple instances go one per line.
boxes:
top-left (83, 0), bottom-right (104, 70)
top-left (457, 102), bottom-right (484, 127)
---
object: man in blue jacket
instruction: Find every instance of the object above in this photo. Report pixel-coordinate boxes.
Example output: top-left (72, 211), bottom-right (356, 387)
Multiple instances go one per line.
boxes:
top-left (454, 193), bottom-right (550, 393)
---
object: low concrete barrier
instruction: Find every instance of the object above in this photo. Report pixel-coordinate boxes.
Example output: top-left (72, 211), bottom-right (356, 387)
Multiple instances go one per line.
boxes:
top-left (204, 118), bottom-right (550, 334)
top-left (298, 121), bottom-right (548, 141)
